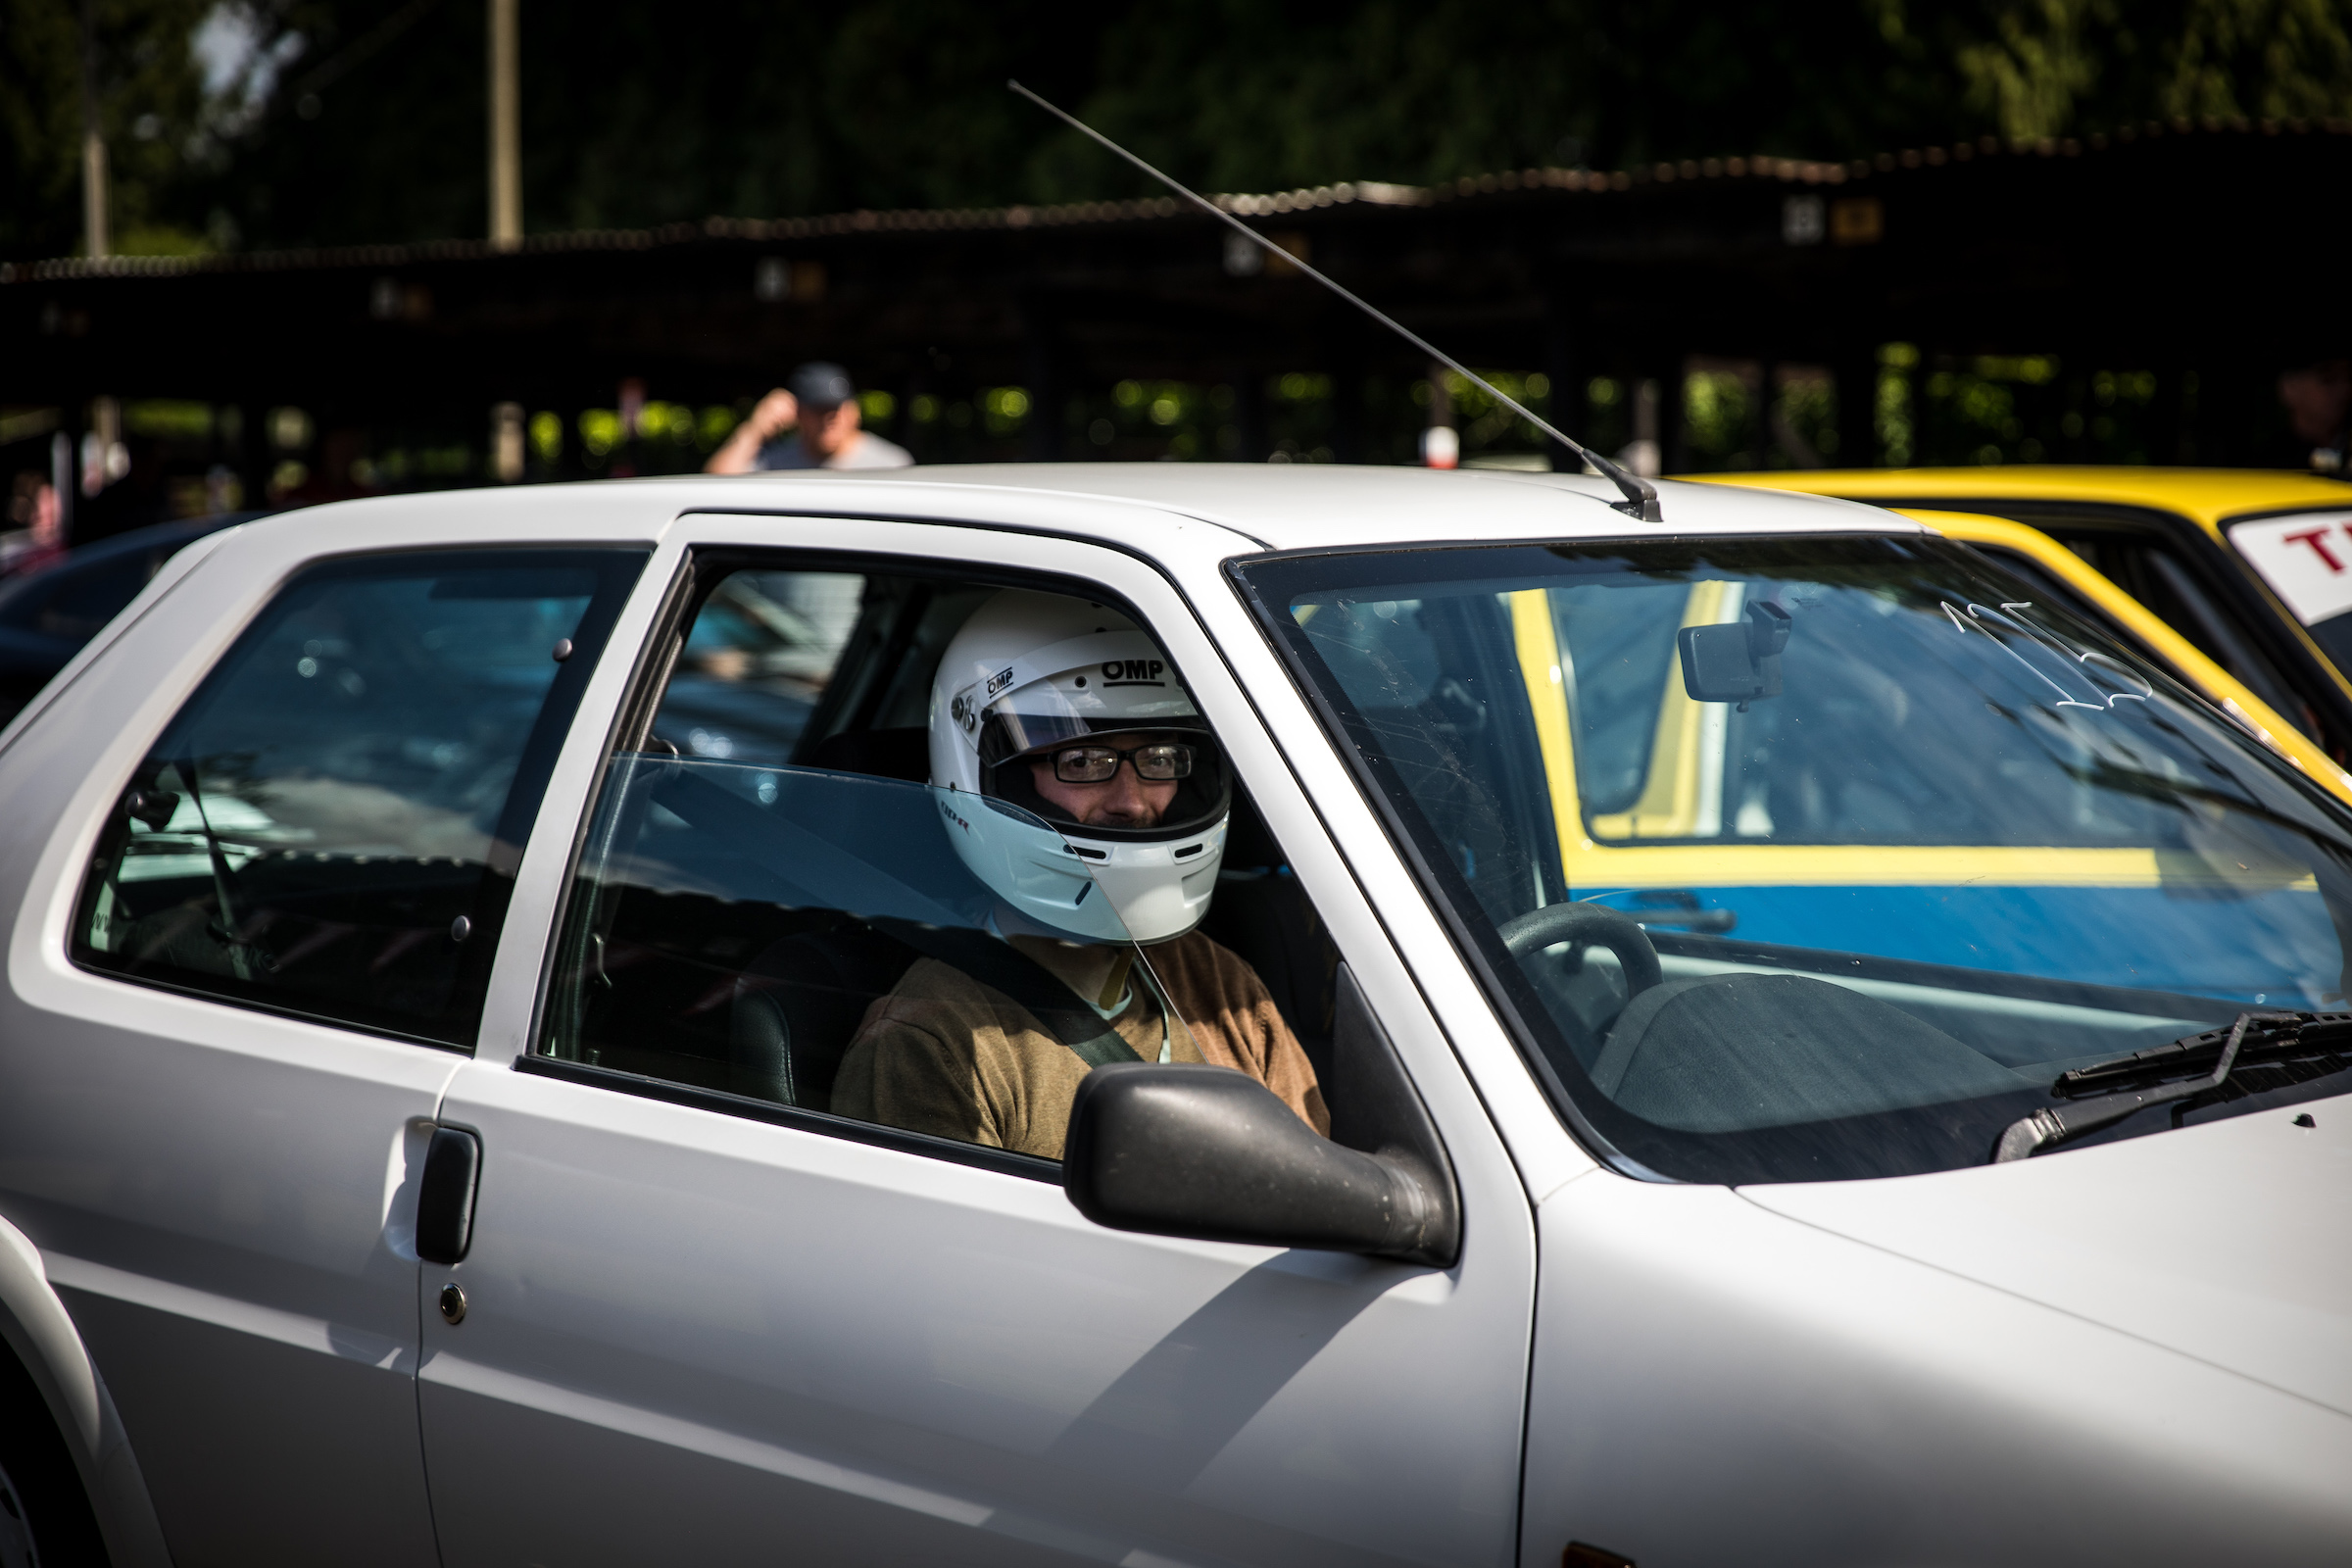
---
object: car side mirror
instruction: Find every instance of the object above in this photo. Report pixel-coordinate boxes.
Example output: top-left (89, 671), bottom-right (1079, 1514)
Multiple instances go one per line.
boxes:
top-left (1061, 963), bottom-right (1460, 1267)
top-left (1679, 600), bottom-right (1790, 705)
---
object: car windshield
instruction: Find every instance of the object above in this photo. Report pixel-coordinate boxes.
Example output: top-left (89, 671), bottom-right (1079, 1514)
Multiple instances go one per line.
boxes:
top-left (1239, 535), bottom-right (2352, 1183)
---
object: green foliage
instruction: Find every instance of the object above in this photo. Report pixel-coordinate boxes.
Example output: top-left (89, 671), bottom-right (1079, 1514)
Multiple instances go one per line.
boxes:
top-left (1946, 0), bottom-right (2352, 139)
top-left (6, 2), bottom-right (2352, 257)
top-left (1, 0), bottom-right (215, 258)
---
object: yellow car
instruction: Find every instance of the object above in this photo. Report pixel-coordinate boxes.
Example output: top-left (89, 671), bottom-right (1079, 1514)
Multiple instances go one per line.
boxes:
top-left (1695, 467), bottom-right (2352, 763)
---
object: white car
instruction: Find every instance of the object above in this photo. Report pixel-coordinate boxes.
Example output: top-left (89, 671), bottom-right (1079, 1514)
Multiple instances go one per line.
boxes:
top-left (0, 466), bottom-right (2344, 1568)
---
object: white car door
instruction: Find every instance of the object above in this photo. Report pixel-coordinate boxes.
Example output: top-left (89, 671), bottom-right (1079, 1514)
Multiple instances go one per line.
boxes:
top-left (417, 514), bottom-right (1537, 1567)
top-left (0, 538), bottom-right (648, 1564)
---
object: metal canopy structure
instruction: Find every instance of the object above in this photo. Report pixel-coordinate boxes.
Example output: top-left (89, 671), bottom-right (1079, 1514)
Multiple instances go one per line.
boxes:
top-left (4, 116), bottom-right (2346, 503)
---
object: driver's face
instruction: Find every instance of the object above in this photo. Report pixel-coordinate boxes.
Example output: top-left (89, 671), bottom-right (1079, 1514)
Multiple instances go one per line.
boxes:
top-left (1027, 731), bottom-right (1182, 827)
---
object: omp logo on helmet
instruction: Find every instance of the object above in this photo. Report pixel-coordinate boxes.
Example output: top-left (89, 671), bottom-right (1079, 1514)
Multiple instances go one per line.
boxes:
top-left (1101, 659), bottom-right (1166, 686)
top-left (986, 665), bottom-right (1016, 696)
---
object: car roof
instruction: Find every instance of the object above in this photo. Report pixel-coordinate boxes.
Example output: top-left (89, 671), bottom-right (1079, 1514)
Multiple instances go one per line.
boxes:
top-left (1692, 466), bottom-right (2352, 535)
top-left (638, 462), bottom-right (1911, 553)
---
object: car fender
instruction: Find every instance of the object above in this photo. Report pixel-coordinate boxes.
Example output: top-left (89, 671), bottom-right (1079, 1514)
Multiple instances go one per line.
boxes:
top-left (0, 1213), bottom-right (173, 1568)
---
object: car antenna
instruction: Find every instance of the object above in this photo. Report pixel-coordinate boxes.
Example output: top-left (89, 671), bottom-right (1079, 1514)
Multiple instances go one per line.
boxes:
top-left (1008, 79), bottom-right (1663, 522)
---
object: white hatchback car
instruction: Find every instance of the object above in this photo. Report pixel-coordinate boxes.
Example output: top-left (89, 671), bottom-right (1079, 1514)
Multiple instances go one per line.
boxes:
top-left (0, 466), bottom-right (2345, 1568)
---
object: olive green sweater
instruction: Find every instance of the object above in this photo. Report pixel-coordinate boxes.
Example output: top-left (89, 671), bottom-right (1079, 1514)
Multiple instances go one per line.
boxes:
top-left (831, 931), bottom-right (1329, 1159)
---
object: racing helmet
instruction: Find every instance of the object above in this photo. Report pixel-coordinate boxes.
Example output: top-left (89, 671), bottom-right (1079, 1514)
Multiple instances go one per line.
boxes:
top-left (931, 589), bottom-right (1229, 944)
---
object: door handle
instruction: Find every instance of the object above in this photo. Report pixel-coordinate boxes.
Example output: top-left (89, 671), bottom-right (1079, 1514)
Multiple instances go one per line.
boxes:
top-left (416, 1126), bottom-right (481, 1265)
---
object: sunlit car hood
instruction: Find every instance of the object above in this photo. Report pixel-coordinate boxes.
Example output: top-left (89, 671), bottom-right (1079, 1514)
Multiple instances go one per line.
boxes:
top-left (1741, 1101), bottom-right (2352, 1415)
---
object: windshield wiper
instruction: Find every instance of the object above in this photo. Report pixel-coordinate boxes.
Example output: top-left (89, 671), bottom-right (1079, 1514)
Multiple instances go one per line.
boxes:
top-left (1990, 1009), bottom-right (2342, 1162)
top-left (2052, 1010), bottom-right (2352, 1095)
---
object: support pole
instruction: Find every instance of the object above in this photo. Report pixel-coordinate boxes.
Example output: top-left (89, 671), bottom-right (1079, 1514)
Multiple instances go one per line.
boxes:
top-left (1022, 298), bottom-right (1063, 461)
top-left (1422, 360), bottom-right (1456, 467)
top-left (1230, 368), bottom-right (1267, 462)
top-left (488, 0), bottom-right (521, 249)
top-left (1327, 362), bottom-right (1363, 465)
top-left (1544, 298), bottom-right (1587, 473)
top-left (1837, 347), bottom-right (1877, 466)
top-left (78, 0), bottom-right (109, 259)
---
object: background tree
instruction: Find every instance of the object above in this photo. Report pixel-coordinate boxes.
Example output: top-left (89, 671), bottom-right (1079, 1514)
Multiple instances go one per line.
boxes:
top-left (1, 0), bottom-right (215, 258)
top-left (5, 0), bottom-right (2351, 260)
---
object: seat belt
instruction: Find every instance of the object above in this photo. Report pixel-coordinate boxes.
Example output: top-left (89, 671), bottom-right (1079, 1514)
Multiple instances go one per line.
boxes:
top-left (872, 919), bottom-right (1145, 1069)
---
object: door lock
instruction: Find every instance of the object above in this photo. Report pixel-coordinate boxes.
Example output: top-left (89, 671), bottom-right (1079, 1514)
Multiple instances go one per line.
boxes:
top-left (438, 1283), bottom-right (467, 1324)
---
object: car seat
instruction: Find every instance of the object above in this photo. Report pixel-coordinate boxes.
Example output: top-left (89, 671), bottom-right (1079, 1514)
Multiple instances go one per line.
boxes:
top-left (728, 921), bottom-right (916, 1112)
top-left (804, 725), bottom-right (928, 782)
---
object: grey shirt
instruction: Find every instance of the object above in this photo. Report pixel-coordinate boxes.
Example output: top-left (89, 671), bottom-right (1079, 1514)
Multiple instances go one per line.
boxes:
top-left (755, 432), bottom-right (914, 470)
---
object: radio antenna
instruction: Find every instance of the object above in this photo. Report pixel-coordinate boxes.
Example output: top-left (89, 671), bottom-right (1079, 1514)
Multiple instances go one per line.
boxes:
top-left (1008, 79), bottom-right (1662, 522)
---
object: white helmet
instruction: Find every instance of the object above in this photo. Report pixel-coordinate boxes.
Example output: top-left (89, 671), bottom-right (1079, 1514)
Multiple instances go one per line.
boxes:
top-left (931, 589), bottom-right (1229, 944)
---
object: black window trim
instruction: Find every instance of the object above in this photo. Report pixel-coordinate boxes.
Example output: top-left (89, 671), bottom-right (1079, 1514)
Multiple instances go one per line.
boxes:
top-left (2218, 501), bottom-right (2352, 530)
top-left (513, 1054), bottom-right (1061, 1183)
top-left (70, 967), bottom-right (484, 1055)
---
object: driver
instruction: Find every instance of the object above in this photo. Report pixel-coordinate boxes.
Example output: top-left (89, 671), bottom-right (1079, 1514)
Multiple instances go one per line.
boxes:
top-left (831, 589), bottom-right (1329, 1158)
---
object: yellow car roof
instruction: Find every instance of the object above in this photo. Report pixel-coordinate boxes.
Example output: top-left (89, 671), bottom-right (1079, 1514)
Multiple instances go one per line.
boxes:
top-left (1693, 467), bottom-right (2352, 539)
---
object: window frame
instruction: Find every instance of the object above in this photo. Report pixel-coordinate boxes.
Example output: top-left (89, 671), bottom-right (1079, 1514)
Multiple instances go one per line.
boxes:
top-left (518, 542), bottom-right (1234, 1177)
top-left (1226, 533), bottom-right (2352, 1185)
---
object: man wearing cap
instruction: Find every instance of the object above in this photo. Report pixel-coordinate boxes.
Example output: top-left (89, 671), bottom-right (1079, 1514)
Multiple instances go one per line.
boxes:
top-left (706, 362), bottom-right (914, 473)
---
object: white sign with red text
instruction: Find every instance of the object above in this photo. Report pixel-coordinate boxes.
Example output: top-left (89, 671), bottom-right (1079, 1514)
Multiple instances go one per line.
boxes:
top-left (2227, 512), bottom-right (2352, 625)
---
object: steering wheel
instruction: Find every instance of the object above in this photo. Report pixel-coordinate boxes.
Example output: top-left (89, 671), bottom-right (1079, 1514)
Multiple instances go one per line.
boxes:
top-left (1495, 904), bottom-right (1665, 1071)
top-left (1497, 903), bottom-right (1664, 992)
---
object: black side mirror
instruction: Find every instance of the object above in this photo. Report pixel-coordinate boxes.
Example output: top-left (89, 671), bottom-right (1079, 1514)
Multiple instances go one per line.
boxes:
top-left (1678, 600), bottom-right (1790, 705)
top-left (1061, 964), bottom-right (1460, 1267)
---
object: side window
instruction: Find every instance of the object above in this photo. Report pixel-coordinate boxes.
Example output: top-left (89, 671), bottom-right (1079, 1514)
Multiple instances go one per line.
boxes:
top-left (535, 562), bottom-right (1335, 1166)
top-left (651, 569), bottom-right (866, 763)
top-left (2224, 511), bottom-right (2352, 684)
top-left (74, 548), bottom-right (647, 1047)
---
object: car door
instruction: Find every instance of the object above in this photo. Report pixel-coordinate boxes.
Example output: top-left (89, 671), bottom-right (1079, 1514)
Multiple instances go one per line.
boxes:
top-left (0, 537), bottom-right (645, 1564)
top-left (416, 514), bottom-right (1537, 1568)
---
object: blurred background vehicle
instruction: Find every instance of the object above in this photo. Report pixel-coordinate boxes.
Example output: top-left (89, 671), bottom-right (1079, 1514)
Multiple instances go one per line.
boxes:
top-left (0, 513), bottom-right (257, 724)
top-left (1700, 468), bottom-right (2352, 764)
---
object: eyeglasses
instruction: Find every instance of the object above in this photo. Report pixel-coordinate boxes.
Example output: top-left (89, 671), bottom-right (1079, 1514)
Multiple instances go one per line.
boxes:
top-left (1048, 742), bottom-right (1196, 784)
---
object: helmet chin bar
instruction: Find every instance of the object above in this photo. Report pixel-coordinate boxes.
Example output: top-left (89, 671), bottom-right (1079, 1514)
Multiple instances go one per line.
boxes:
top-left (981, 753), bottom-right (1232, 945)
top-left (1060, 813), bottom-right (1231, 945)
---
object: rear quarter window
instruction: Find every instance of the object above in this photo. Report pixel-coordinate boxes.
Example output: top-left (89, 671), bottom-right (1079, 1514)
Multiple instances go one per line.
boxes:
top-left (74, 548), bottom-right (647, 1047)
